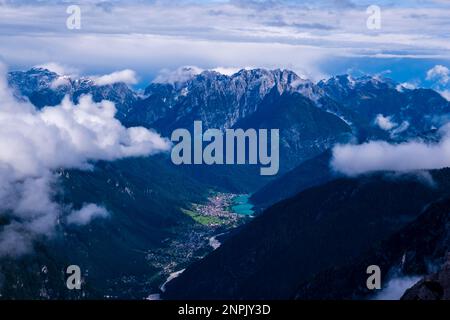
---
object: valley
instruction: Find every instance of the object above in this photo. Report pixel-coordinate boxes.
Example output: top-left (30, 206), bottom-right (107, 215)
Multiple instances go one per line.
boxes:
top-left (162, 170), bottom-right (450, 300)
top-left (145, 192), bottom-right (254, 299)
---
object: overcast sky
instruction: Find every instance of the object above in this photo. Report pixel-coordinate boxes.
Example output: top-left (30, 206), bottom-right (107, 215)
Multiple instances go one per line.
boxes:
top-left (0, 0), bottom-right (449, 86)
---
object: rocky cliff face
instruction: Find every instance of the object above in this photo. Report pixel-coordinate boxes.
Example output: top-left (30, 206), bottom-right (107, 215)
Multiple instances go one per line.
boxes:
top-left (402, 257), bottom-right (450, 300)
top-left (318, 74), bottom-right (450, 140)
top-left (8, 68), bottom-right (138, 119)
top-left (133, 68), bottom-right (321, 133)
top-left (294, 189), bottom-right (450, 300)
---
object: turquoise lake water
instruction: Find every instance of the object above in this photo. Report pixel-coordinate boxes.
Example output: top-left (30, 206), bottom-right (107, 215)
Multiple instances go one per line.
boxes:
top-left (231, 195), bottom-right (255, 216)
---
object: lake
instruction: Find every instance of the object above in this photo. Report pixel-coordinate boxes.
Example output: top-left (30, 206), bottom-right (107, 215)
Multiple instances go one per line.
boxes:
top-left (231, 195), bottom-right (255, 216)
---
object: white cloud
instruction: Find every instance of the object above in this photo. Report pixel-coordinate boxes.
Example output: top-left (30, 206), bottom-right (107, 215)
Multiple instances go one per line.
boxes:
top-left (426, 65), bottom-right (450, 84)
top-left (0, 32), bottom-right (329, 84)
top-left (152, 66), bottom-right (254, 84)
top-left (153, 66), bottom-right (204, 84)
top-left (373, 275), bottom-right (421, 300)
top-left (390, 121), bottom-right (410, 137)
top-left (50, 76), bottom-right (71, 89)
top-left (66, 204), bottom-right (109, 226)
top-left (426, 65), bottom-right (450, 101)
top-left (35, 62), bottom-right (78, 77)
top-left (331, 126), bottom-right (450, 176)
top-left (0, 63), bottom-right (170, 257)
top-left (212, 67), bottom-right (246, 76)
top-left (396, 82), bottom-right (416, 92)
top-left (374, 114), bottom-right (397, 131)
top-left (91, 69), bottom-right (138, 86)
top-left (35, 62), bottom-right (77, 89)
top-left (2, 2), bottom-right (449, 78)
top-left (438, 89), bottom-right (450, 101)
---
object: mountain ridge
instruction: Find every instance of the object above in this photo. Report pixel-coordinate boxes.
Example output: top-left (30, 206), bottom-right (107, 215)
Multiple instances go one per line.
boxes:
top-left (163, 169), bottom-right (450, 300)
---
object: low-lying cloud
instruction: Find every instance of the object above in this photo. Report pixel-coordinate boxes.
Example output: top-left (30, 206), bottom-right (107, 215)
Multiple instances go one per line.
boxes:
top-left (0, 63), bottom-right (170, 258)
top-left (66, 204), bottom-right (109, 226)
top-left (373, 275), bottom-right (421, 300)
top-left (153, 66), bottom-right (204, 85)
top-left (152, 66), bottom-right (254, 85)
top-left (374, 114), bottom-right (396, 131)
top-left (331, 127), bottom-right (450, 176)
top-left (439, 89), bottom-right (450, 101)
top-left (91, 69), bottom-right (138, 86)
top-left (35, 62), bottom-right (78, 78)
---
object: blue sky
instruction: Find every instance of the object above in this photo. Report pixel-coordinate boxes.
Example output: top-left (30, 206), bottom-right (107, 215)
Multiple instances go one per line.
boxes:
top-left (0, 0), bottom-right (449, 92)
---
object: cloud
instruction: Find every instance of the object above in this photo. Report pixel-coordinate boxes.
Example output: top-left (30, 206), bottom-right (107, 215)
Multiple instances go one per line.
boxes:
top-left (373, 114), bottom-right (409, 138)
top-left (331, 126), bottom-right (450, 176)
top-left (35, 62), bottom-right (78, 77)
top-left (438, 89), bottom-right (450, 101)
top-left (212, 67), bottom-right (246, 76)
top-left (426, 65), bottom-right (450, 101)
top-left (390, 121), bottom-right (410, 137)
top-left (66, 204), bottom-right (109, 226)
top-left (291, 23), bottom-right (335, 30)
top-left (35, 62), bottom-right (77, 89)
top-left (0, 63), bottom-right (170, 258)
top-left (91, 69), bottom-right (138, 86)
top-left (396, 82), bottom-right (417, 92)
top-left (50, 76), bottom-right (71, 89)
top-left (0, 32), bottom-right (330, 84)
top-left (374, 114), bottom-right (397, 130)
top-left (2, 1), bottom-right (450, 79)
top-left (426, 65), bottom-right (450, 85)
top-left (152, 65), bottom-right (253, 83)
top-left (0, 173), bottom-right (59, 257)
top-left (373, 275), bottom-right (422, 300)
top-left (153, 66), bottom-right (204, 84)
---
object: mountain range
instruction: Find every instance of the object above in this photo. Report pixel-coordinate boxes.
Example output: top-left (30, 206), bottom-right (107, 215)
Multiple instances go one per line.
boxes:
top-left (3, 66), bottom-right (450, 299)
top-left (163, 169), bottom-right (450, 299)
top-left (8, 67), bottom-right (449, 187)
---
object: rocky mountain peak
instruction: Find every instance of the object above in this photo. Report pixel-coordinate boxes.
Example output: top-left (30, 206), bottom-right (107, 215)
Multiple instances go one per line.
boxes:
top-left (7, 68), bottom-right (138, 116)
